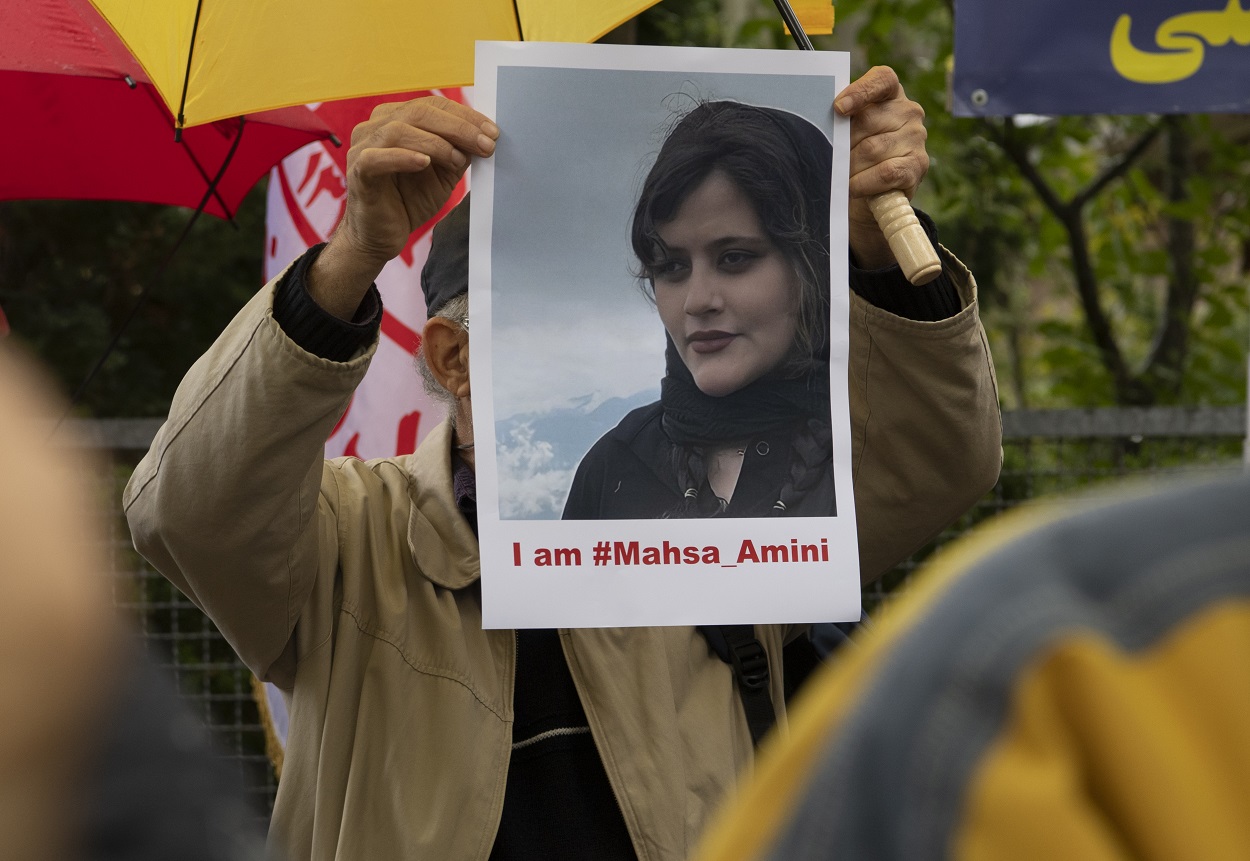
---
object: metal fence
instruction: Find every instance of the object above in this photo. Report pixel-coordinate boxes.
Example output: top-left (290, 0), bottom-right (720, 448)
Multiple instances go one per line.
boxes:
top-left (865, 405), bottom-right (1247, 602)
top-left (78, 407), bottom-right (1247, 818)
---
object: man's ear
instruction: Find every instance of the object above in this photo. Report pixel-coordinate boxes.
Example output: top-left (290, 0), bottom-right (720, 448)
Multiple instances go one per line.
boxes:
top-left (422, 316), bottom-right (470, 399)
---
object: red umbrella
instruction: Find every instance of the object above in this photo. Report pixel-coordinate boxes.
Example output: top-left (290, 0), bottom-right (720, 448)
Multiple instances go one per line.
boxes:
top-left (0, 0), bottom-right (337, 219)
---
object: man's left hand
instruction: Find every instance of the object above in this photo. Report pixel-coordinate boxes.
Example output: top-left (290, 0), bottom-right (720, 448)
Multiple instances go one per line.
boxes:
top-left (834, 66), bottom-right (929, 269)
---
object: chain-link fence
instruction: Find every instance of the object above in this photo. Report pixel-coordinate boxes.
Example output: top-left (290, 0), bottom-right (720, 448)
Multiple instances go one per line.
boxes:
top-left (78, 407), bottom-right (1246, 818)
top-left (864, 405), bottom-right (1248, 604)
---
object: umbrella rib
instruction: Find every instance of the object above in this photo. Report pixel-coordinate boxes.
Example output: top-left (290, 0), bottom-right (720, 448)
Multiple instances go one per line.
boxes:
top-left (175, 0), bottom-right (207, 139)
top-left (198, 115), bottom-right (248, 223)
top-left (180, 132), bottom-right (237, 222)
top-left (55, 118), bottom-right (249, 426)
top-left (771, 0), bottom-right (815, 50)
top-left (137, 83), bottom-right (236, 220)
top-left (511, 0), bottom-right (525, 40)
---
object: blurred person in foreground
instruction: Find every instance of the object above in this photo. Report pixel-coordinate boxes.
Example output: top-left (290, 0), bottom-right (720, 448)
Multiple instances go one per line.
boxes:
top-left (0, 346), bottom-right (116, 860)
top-left (693, 470), bottom-right (1250, 861)
top-left (124, 65), bottom-right (1001, 860)
top-left (0, 344), bottom-right (262, 861)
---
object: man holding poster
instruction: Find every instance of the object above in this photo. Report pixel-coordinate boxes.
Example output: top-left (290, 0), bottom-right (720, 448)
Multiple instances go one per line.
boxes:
top-left (125, 43), bottom-right (1000, 861)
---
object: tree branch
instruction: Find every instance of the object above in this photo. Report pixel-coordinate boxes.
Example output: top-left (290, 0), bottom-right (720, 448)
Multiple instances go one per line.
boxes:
top-left (993, 118), bottom-right (1142, 402)
top-left (993, 119), bottom-right (1069, 219)
top-left (1073, 120), bottom-right (1164, 211)
top-left (1143, 116), bottom-right (1199, 398)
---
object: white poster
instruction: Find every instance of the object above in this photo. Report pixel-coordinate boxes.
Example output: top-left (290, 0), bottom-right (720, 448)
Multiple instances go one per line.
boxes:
top-left (471, 42), bottom-right (857, 628)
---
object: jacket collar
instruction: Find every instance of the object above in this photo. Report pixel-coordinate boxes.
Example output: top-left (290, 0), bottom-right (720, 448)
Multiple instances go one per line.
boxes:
top-left (405, 419), bottom-right (481, 590)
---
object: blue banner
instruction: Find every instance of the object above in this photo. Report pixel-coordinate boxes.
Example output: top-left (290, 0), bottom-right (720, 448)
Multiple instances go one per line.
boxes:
top-left (952, 0), bottom-right (1250, 116)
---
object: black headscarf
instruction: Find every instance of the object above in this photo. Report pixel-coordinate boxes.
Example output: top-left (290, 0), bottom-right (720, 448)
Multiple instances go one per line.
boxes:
top-left (644, 102), bottom-right (834, 448)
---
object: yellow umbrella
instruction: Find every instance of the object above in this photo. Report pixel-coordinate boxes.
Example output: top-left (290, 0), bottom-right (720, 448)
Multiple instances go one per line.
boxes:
top-left (88, 0), bottom-right (663, 129)
top-left (90, 0), bottom-right (942, 281)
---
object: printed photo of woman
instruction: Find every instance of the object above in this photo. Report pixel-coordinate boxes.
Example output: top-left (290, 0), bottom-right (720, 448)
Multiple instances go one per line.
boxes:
top-left (562, 101), bottom-right (836, 520)
top-left (471, 44), bottom-right (997, 628)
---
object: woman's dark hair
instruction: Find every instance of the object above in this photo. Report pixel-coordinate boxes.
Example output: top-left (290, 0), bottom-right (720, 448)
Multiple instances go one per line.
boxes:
top-left (630, 101), bottom-right (836, 518)
top-left (630, 100), bottom-right (833, 372)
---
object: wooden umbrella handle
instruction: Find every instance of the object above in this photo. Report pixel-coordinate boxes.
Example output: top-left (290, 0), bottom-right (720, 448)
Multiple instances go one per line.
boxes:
top-left (763, 2), bottom-right (940, 285)
top-left (866, 190), bottom-right (943, 285)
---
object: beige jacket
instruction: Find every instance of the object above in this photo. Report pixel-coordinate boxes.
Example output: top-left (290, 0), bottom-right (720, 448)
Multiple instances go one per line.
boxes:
top-left (124, 251), bottom-right (1000, 861)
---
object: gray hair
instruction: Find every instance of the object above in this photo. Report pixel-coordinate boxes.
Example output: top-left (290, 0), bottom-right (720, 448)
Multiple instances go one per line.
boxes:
top-left (415, 293), bottom-right (469, 427)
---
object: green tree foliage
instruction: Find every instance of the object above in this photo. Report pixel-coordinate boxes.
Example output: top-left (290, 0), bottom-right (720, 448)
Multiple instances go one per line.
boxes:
top-left (778, 0), bottom-right (1250, 408)
top-left (636, 0), bottom-right (726, 45)
top-left (0, 191), bottom-right (266, 417)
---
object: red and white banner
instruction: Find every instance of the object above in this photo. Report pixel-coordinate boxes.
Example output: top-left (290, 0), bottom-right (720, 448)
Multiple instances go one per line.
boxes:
top-left (264, 89), bottom-right (470, 460)
top-left (259, 90), bottom-right (469, 762)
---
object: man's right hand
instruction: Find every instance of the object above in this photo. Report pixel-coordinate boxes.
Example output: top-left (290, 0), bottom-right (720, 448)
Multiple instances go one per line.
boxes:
top-left (309, 96), bottom-right (498, 320)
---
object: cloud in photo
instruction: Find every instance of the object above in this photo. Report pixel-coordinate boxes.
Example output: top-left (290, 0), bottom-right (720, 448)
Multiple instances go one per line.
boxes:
top-left (496, 422), bottom-right (574, 520)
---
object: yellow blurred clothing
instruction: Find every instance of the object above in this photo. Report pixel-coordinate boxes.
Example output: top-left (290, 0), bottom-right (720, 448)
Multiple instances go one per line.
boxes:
top-left (0, 347), bottom-right (118, 861)
top-left (695, 473), bottom-right (1250, 861)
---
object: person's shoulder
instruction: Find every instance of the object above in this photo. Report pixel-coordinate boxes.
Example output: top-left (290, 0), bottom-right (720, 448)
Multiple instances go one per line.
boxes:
top-left (563, 401), bottom-right (672, 520)
top-left (320, 456), bottom-right (417, 529)
top-left (600, 401), bottom-right (665, 446)
top-left (575, 401), bottom-right (664, 468)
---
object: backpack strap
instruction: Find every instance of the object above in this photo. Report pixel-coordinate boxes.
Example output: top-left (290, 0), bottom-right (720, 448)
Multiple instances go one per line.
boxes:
top-left (699, 624), bottom-right (776, 746)
top-left (781, 632), bottom-right (824, 703)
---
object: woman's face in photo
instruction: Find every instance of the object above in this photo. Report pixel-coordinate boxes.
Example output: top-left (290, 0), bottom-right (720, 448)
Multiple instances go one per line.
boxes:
top-left (653, 170), bottom-right (801, 398)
